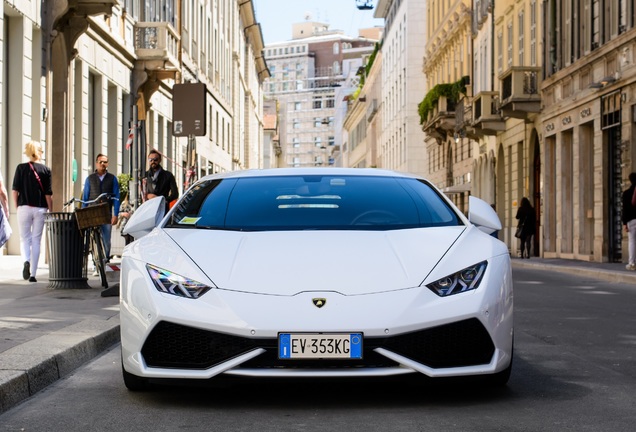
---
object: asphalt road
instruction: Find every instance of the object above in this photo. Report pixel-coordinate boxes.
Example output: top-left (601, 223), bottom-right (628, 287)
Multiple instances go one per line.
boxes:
top-left (1, 267), bottom-right (635, 432)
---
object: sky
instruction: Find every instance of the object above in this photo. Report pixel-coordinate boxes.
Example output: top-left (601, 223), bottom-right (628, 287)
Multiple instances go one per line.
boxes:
top-left (252, 0), bottom-right (384, 45)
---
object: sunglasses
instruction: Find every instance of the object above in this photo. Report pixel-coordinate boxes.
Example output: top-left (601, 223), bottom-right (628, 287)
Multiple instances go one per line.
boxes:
top-left (148, 157), bottom-right (159, 162)
top-left (97, 160), bottom-right (108, 164)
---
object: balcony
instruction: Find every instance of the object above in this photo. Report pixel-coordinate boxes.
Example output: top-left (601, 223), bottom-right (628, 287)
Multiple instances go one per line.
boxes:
top-left (72, 0), bottom-right (117, 16)
top-left (134, 22), bottom-right (180, 71)
top-left (423, 96), bottom-right (456, 143)
top-left (471, 91), bottom-right (505, 136)
top-left (454, 97), bottom-right (479, 140)
top-left (499, 67), bottom-right (541, 119)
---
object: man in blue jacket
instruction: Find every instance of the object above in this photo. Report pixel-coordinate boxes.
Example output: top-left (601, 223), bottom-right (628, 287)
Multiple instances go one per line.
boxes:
top-left (82, 154), bottom-right (120, 260)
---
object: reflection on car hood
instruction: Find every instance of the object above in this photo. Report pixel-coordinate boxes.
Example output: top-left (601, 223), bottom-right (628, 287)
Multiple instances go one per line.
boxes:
top-left (166, 227), bottom-right (465, 295)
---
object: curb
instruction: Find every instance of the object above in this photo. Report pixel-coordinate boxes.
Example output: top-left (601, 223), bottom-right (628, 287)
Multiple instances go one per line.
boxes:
top-left (0, 318), bottom-right (120, 414)
top-left (511, 259), bottom-right (636, 284)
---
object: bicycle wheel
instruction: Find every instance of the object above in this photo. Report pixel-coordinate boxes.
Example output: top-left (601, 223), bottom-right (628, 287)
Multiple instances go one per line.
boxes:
top-left (90, 228), bottom-right (109, 288)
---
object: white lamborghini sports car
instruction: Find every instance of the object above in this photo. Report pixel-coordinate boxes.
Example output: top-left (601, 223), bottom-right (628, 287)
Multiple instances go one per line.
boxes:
top-left (120, 168), bottom-right (513, 390)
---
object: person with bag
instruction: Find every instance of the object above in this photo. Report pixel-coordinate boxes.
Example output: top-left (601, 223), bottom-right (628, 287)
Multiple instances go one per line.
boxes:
top-left (11, 141), bottom-right (53, 282)
top-left (515, 197), bottom-right (536, 259)
top-left (622, 172), bottom-right (636, 271)
top-left (0, 169), bottom-right (11, 247)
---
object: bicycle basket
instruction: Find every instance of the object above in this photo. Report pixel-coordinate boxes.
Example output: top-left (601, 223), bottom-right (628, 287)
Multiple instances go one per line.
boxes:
top-left (75, 203), bottom-right (111, 230)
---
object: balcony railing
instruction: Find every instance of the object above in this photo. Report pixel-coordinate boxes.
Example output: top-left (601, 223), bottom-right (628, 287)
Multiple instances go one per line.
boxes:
top-left (471, 91), bottom-right (505, 136)
top-left (134, 22), bottom-right (179, 69)
top-left (499, 67), bottom-right (541, 119)
top-left (422, 96), bottom-right (458, 143)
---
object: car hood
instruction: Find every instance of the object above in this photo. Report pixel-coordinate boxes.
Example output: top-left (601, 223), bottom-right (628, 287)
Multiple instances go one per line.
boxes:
top-left (164, 227), bottom-right (467, 295)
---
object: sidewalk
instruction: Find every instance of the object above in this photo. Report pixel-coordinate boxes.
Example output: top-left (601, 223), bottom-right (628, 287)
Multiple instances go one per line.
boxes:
top-left (0, 254), bottom-right (120, 414)
top-left (0, 253), bottom-right (634, 414)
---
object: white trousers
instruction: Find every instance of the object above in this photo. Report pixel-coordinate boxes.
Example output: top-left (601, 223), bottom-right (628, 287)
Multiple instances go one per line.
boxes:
top-left (17, 205), bottom-right (47, 278)
top-left (628, 219), bottom-right (636, 266)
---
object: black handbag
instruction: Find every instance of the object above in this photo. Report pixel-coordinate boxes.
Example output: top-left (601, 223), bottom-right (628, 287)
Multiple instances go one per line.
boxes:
top-left (514, 220), bottom-right (524, 238)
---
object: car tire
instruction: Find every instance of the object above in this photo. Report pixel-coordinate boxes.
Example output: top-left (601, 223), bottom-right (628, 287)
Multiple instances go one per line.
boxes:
top-left (121, 358), bottom-right (149, 391)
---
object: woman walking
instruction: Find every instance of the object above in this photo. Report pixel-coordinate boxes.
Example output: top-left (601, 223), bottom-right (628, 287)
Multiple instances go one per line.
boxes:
top-left (515, 197), bottom-right (536, 259)
top-left (12, 141), bottom-right (53, 282)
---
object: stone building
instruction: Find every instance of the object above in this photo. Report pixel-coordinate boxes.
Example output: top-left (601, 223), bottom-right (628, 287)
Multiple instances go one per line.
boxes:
top-left (541, 0), bottom-right (636, 263)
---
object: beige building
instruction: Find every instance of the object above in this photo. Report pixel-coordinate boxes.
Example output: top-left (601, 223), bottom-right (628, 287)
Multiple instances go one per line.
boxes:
top-left (487, 0), bottom-right (543, 255)
top-left (342, 48), bottom-right (382, 169)
top-left (421, 0), bottom-right (473, 212)
top-left (541, 0), bottom-right (636, 264)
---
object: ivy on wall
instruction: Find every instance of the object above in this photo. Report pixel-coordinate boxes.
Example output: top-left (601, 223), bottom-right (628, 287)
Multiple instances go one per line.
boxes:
top-left (418, 76), bottom-right (470, 125)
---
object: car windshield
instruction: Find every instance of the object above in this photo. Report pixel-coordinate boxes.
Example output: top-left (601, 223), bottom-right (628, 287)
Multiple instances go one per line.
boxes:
top-left (166, 175), bottom-right (462, 231)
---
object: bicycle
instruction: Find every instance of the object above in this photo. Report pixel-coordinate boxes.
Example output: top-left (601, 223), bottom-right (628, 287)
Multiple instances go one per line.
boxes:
top-left (63, 193), bottom-right (114, 289)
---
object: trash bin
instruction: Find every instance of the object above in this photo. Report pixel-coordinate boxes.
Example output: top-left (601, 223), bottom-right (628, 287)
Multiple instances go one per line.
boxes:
top-left (45, 212), bottom-right (90, 289)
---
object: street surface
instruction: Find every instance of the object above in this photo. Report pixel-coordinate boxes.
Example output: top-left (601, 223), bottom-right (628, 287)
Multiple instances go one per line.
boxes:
top-left (1, 267), bottom-right (635, 431)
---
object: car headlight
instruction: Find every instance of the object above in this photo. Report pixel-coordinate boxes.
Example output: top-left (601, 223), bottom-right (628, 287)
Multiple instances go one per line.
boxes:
top-left (146, 264), bottom-right (213, 299)
top-left (426, 261), bottom-right (488, 297)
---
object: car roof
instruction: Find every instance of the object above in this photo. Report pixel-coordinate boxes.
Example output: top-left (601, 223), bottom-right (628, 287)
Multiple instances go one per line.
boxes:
top-left (197, 168), bottom-right (422, 182)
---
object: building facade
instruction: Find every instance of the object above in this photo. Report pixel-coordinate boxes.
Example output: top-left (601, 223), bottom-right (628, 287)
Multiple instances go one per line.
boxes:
top-left (421, 0), bottom-right (474, 213)
top-left (374, 0), bottom-right (428, 176)
top-left (263, 20), bottom-right (378, 168)
top-left (541, 0), bottom-right (636, 263)
top-left (0, 0), bottom-right (267, 257)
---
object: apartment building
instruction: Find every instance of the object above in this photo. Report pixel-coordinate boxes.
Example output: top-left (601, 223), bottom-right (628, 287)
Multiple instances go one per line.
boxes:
top-left (0, 0), bottom-right (267, 256)
top-left (263, 20), bottom-right (378, 168)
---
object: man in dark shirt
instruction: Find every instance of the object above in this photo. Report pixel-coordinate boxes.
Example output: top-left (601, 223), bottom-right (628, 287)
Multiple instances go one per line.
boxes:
top-left (145, 149), bottom-right (179, 212)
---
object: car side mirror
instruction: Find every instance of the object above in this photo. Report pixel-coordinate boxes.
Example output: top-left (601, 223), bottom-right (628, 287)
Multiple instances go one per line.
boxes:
top-left (468, 196), bottom-right (502, 235)
top-left (122, 196), bottom-right (165, 239)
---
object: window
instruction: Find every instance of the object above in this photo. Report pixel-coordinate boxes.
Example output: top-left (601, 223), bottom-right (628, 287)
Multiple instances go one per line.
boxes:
top-left (314, 118), bottom-right (322, 127)
top-left (315, 137), bottom-right (322, 147)
top-left (328, 136), bottom-right (335, 146)
top-left (518, 10), bottom-right (525, 64)
top-left (507, 22), bottom-right (513, 68)
top-left (333, 42), bottom-right (340, 55)
top-left (294, 101), bottom-right (301, 111)
top-left (293, 138), bottom-right (300, 148)
top-left (530, 1), bottom-right (537, 66)
top-left (293, 119), bottom-right (300, 129)
top-left (326, 98), bottom-right (335, 108)
top-left (313, 97), bottom-right (322, 109)
top-left (497, 32), bottom-right (503, 72)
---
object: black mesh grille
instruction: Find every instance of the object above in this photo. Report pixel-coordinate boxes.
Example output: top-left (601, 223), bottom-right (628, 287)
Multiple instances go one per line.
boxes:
top-left (380, 318), bottom-right (495, 368)
top-left (141, 318), bottom-right (494, 370)
top-left (141, 321), bottom-right (263, 369)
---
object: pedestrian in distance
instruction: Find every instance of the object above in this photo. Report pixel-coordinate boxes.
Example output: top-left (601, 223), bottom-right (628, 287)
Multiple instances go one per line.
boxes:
top-left (11, 141), bottom-right (53, 282)
top-left (515, 197), bottom-right (536, 259)
top-left (0, 169), bottom-right (9, 220)
top-left (145, 149), bottom-right (179, 212)
top-left (622, 172), bottom-right (636, 271)
top-left (82, 154), bottom-right (120, 261)
top-left (0, 169), bottom-right (11, 247)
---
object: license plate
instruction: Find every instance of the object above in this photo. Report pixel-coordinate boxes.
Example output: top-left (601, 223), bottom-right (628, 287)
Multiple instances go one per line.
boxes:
top-left (278, 333), bottom-right (363, 359)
